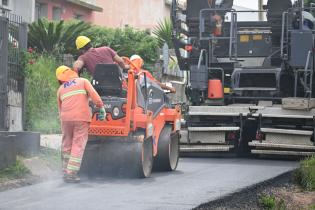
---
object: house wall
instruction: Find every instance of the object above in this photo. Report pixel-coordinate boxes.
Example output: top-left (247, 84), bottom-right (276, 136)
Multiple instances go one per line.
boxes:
top-left (36, 0), bottom-right (93, 22)
top-left (92, 0), bottom-right (170, 30)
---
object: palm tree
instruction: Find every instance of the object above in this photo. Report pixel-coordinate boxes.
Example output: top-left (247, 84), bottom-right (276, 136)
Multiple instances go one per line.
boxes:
top-left (152, 18), bottom-right (173, 48)
top-left (28, 19), bottom-right (91, 54)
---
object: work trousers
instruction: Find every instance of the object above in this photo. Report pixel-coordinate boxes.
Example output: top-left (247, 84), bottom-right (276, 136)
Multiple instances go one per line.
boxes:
top-left (61, 121), bottom-right (89, 175)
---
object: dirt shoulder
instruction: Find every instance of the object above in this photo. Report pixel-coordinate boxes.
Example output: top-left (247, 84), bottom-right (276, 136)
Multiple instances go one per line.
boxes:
top-left (195, 171), bottom-right (315, 210)
top-left (0, 175), bottom-right (39, 192)
top-left (0, 147), bottom-right (61, 192)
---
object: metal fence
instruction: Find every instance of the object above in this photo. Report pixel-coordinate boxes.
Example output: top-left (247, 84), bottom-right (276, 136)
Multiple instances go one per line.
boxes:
top-left (0, 11), bottom-right (27, 131)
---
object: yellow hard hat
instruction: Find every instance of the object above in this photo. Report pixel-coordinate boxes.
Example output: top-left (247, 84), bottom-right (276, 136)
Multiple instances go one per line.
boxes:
top-left (55, 65), bottom-right (78, 82)
top-left (75, 36), bottom-right (91, 50)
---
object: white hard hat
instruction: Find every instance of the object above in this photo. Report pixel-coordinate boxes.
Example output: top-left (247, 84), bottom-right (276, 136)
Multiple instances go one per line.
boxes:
top-left (130, 54), bottom-right (141, 61)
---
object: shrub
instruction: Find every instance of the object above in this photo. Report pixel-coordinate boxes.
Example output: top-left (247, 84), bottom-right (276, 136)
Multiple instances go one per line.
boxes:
top-left (24, 53), bottom-right (60, 133)
top-left (295, 156), bottom-right (315, 191)
top-left (87, 26), bottom-right (159, 64)
top-left (28, 19), bottom-right (159, 64)
top-left (259, 194), bottom-right (276, 210)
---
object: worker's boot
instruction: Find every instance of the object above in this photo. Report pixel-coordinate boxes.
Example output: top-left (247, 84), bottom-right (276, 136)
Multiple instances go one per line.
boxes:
top-left (63, 173), bottom-right (80, 183)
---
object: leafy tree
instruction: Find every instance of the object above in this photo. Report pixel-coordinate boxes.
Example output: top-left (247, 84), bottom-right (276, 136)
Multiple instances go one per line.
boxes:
top-left (28, 19), bottom-right (91, 54)
top-left (152, 18), bottom-right (173, 48)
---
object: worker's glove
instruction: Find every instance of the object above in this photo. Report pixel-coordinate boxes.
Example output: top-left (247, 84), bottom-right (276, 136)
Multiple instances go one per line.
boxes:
top-left (99, 107), bottom-right (106, 121)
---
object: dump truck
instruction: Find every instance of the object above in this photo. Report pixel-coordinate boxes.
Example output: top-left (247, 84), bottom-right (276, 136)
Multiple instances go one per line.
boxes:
top-left (80, 63), bottom-right (181, 177)
top-left (171, 0), bottom-right (315, 156)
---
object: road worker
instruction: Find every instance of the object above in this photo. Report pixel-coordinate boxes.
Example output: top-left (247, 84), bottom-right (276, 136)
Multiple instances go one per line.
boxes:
top-left (56, 65), bottom-right (106, 183)
top-left (73, 36), bottom-right (129, 75)
top-left (129, 55), bottom-right (176, 93)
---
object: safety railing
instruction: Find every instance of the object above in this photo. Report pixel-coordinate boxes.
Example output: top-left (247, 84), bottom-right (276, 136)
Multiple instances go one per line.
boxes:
top-left (294, 50), bottom-right (314, 98)
top-left (199, 8), bottom-right (238, 60)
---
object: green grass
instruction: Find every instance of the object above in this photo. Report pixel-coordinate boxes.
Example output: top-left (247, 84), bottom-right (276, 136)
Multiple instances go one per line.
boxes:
top-left (259, 194), bottom-right (276, 210)
top-left (25, 54), bottom-right (60, 134)
top-left (295, 156), bottom-right (315, 191)
top-left (259, 194), bottom-right (286, 210)
top-left (0, 159), bottom-right (31, 180)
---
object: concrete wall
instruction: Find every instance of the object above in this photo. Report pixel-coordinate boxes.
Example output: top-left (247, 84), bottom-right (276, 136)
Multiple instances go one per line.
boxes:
top-left (92, 0), bottom-right (170, 30)
top-left (0, 132), bottom-right (40, 170)
top-left (0, 135), bottom-right (16, 170)
top-left (7, 90), bottom-right (23, 132)
top-left (0, 131), bottom-right (40, 156)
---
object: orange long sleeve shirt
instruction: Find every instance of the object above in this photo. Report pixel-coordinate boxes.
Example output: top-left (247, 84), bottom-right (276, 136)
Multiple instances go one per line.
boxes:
top-left (57, 77), bottom-right (104, 122)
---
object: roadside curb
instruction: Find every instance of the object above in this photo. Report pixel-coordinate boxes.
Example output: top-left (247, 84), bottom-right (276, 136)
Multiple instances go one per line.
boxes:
top-left (40, 134), bottom-right (62, 150)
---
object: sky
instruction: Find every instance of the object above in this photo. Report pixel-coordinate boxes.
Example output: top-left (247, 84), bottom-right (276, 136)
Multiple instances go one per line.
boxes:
top-left (234, 0), bottom-right (295, 10)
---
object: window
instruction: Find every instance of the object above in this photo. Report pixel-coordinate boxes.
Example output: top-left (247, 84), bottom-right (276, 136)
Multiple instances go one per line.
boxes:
top-left (52, 7), bottom-right (61, 20)
top-left (74, 13), bottom-right (84, 20)
top-left (35, 2), bottom-right (48, 20)
top-left (2, 0), bottom-right (8, 6)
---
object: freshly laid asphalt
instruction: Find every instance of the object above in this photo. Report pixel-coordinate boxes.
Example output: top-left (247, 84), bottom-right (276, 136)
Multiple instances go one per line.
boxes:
top-left (0, 158), bottom-right (297, 210)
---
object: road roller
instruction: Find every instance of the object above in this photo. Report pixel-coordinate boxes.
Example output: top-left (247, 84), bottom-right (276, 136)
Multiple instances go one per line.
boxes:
top-left (80, 63), bottom-right (181, 178)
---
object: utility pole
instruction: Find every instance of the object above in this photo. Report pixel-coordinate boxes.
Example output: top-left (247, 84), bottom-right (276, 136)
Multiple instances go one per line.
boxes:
top-left (258, 0), bottom-right (264, 21)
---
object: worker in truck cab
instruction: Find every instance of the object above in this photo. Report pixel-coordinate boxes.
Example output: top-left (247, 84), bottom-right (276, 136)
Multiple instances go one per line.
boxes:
top-left (73, 35), bottom-right (129, 75)
top-left (129, 55), bottom-right (176, 93)
top-left (56, 65), bottom-right (106, 183)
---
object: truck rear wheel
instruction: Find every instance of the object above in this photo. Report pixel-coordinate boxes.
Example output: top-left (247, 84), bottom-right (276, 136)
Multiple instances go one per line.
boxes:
top-left (154, 125), bottom-right (179, 171)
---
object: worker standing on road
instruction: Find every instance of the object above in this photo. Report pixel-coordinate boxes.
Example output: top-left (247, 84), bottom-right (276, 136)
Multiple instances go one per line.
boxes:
top-left (73, 36), bottom-right (129, 75)
top-left (56, 65), bottom-right (106, 183)
top-left (129, 55), bottom-right (176, 93)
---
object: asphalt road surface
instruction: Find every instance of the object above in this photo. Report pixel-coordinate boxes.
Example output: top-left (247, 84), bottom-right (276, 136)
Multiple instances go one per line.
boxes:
top-left (0, 158), bottom-right (297, 210)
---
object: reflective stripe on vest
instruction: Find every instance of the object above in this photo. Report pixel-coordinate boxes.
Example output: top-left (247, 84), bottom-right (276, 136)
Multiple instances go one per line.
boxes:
top-left (60, 89), bottom-right (87, 101)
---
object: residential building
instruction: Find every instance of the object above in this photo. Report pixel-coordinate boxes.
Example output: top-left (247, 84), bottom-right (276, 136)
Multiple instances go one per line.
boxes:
top-left (0, 0), bottom-right (102, 23)
top-left (92, 0), bottom-right (171, 30)
top-left (1, 0), bottom-right (266, 28)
